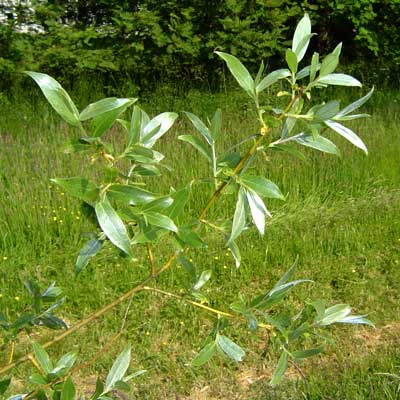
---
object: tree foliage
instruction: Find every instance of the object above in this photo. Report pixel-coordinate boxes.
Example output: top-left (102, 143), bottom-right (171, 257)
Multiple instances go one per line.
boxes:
top-left (1, 1), bottom-right (398, 86)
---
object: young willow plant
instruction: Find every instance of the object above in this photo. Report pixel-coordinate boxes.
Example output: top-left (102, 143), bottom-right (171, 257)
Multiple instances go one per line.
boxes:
top-left (1, 14), bottom-right (374, 396)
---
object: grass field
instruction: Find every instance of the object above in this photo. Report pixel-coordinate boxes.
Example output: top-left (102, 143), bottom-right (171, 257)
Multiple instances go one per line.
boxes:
top-left (0, 81), bottom-right (399, 399)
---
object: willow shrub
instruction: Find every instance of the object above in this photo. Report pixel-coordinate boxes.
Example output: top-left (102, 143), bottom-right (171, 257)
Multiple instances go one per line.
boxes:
top-left (0, 14), bottom-right (374, 399)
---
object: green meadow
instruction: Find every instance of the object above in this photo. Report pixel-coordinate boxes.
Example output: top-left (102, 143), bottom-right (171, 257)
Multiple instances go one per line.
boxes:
top-left (0, 81), bottom-right (399, 399)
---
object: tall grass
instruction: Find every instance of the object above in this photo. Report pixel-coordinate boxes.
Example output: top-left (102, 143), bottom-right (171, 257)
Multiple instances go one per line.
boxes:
top-left (0, 81), bottom-right (399, 399)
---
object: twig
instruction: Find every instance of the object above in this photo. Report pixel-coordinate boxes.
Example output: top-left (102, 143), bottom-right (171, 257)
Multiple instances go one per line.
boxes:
top-left (146, 243), bottom-right (156, 276)
top-left (289, 359), bottom-right (310, 393)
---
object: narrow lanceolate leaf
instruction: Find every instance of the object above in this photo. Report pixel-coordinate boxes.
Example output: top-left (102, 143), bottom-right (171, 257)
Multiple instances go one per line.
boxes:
top-left (178, 135), bottom-right (212, 162)
top-left (95, 198), bottom-right (132, 257)
top-left (256, 69), bottom-right (291, 93)
top-left (107, 184), bottom-right (157, 205)
top-left (60, 377), bottom-right (76, 400)
top-left (32, 342), bottom-right (53, 374)
top-left (217, 335), bottom-right (245, 362)
top-left (75, 238), bottom-right (103, 274)
top-left (314, 100), bottom-right (340, 121)
top-left (270, 351), bottom-right (288, 385)
top-left (141, 196), bottom-right (173, 212)
top-left (319, 52), bottom-right (339, 77)
top-left (79, 98), bottom-right (136, 121)
top-left (309, 52), bottom-right (320, 82)
top-left (26, 72), bottom-right (80, 126)
top-left (246, 190), bottom-right (269, 235)
top-left (192, 342), bottom-right (217, 367)
top-left (335, 315), bottom-right (374, 326)
top-left (293, 133), bottom-right (341, 156)
top-left (141, 112), bottom-right (178, 148)
top-left (193, 270), bottom-right (212, 290)
top-left (105, 345), bottom-right (131, 391)
top-left (240, 175), bottom-right (284, 200)
top-left (228, 188), bottom-right (246, 243)
top-left (274, 257), bottom-right (298, 289)
top-left (51, 177), bottom-right (98, 206)
top-left (144, 211), bottom-right (177, 232)
top-left (128, 105), bottom-right (142, 146)
top-left (215, 51), bottom-right (255, 96)
top-left (292, 13), bottom-right (312, 62)
top-left (228, 240), bottom-right (241, 268)
top-left (89, 100), bottom-right (135, 137)
top-left (325, 120), bottom-right (368, 154)
top-left (315, 304), bottom-right (352, 326)
top-left (269, 143), bottom-right (306, 160)
top-left (210, 109), bottom-right (222, 141)
top-left (335, 87), bottom-right (374, 118)
top-left (292, 345), bottom-right (324, 360)
top-left (285, 49), bottom-right (298, 74)
top-left (176, 228), bottom-right (206, 248)
top-left (166, 183), bottom-right (192, 219)
top-left (318, 73), bottom-right (362, 87)
top-left (184, 112), bottom-right (213, 145)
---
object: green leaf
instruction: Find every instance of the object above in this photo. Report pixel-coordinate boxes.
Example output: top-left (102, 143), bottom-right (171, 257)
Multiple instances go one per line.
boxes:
top-left (256, 69), bottom-right (291, 93)
top-left (128, 105), bottom-right (142, 146)
top-left (144, 211), bottom-right (177, 232)
top-left (228, 240), bottom-right (241, 268)
top-left (176, 228), bottom-right (206, 248)
top-left (210, 109), bottom-right (222, 141)
top-left (178, 135), bottom-right (212, 162)
top-left (217, 335), bottom-right (245, 362)
top-left (335, 315), bottom-right (374, 326)
top-left (270, 351), bottom-right (288, 385)
top-left (313, 101), bottom-right (340, 121)
top-left (141, 196), bottom-right (173, 213)
top-left (215, 51), bottom-right (255, 97)
top-left (335, 87), bottom-right (374, 118)
top-left (52, 352), bottom-right (77, 376)
top-left (245, 189), bottom-right (270, 235)
top-left (292, 14), bottom-right (312, 62)
top-left (60, 377), bottom-right (75, 400)
top-left (32, 342), bottom-right (53, 374)
top-left (285, 49), bottom-right (298, 74)
top-left (309, 52), bottom-right (320, 82)
top-left (141, 112), bottom-right (178, 148)
top-left (124, 145), bottom-right (164, 164)
top-left (269, 143), bottom-right (306, 161)
top-left (75, 238), bottom-right (103, 274)
top-left (89, 101), bottom-right (135, 137)
top-left (324, 120), bottom-right (368, 154)
top-left (26, 72), bottom-right (80, 127)
top-left (105, 345), bottom-right (131, 392)
top-left (107, 184), bottom-right (157, 205)
top-left (131, 164), bottom-right (161, 176)
top-left (90, 377), bottom-right (104, 400)
top-left (192, 342), bottom-right (217, 367)
top-left (315, 304), bottom-right (351, 326)
top-left (95, 198), bottom-right (132, 257)
top-left (240, 175), bottom-right (284, 200)
top-left (228, 187), bottom-right (247, 243)
top-left (166, 183), bottom-right (192, 219)
top-left (292, 345), bottom-right (324, 360)
top-left (79, 98), bottom-right (136, 121)
top-left (178, 256), bottom-right (196, 282)
top-left (184, 112), bottom-right (213, 145)
top-left (29, 373), bottom-right (47, 385)
top-left (318, 73), bottom-right (362, 87)
top-left (0, 378), bottom-right (11, 395)
top-left (319, 52), bottom-right (339, 77)
top-left (51, 177), bottom-right (98, 206)
top-left (293, 133), bottom-right (341, 156)
top-left (193, 270), bottom-right (212, 290)
top-left (273, 257), bottom-right (298, 289)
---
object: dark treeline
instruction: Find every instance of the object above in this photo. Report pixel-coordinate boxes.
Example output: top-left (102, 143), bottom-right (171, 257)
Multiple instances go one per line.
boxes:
top-left (1, 0), bottom-right (399, 91)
